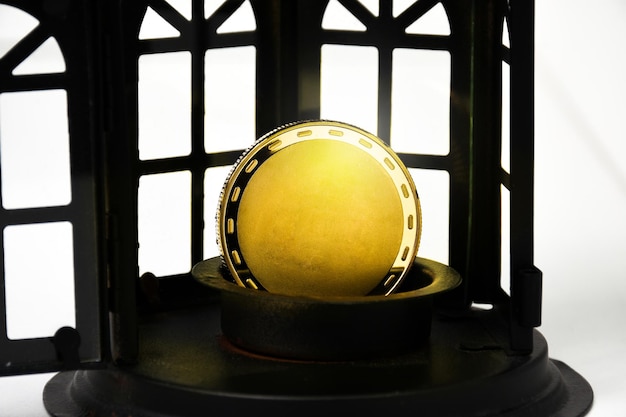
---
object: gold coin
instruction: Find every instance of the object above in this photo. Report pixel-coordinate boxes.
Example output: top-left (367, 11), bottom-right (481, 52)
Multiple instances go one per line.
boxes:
top-left (217, 121), bottom-right (421, 296)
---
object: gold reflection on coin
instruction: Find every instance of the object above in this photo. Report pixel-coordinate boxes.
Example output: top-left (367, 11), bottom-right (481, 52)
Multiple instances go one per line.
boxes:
top-left (218, 120), bottom-right (421, 297)
top-left (237, 139), bottom-right (403, 297)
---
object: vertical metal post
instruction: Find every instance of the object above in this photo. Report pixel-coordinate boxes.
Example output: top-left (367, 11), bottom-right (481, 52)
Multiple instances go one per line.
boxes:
top-left (467, 0), bottom-right (505, 303)
top-left (101, 0), bottom-right (141, 364)
top-left (509, 0), bottom-right (541, 351)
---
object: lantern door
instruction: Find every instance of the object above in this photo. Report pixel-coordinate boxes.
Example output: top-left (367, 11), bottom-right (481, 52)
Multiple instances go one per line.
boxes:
top-left (0, 0), bottom-right (105, 374)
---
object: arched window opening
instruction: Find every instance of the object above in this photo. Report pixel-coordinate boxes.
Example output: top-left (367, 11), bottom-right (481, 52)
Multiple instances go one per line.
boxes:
top-left (136, 0), bottom-right (257, 276)
top-left (320, 0), bottom-right (452, 263)
top-left (0, 4), bottom-right (78, 342)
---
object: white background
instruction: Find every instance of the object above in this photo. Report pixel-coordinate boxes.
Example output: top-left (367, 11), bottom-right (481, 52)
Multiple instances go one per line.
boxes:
top-left (1, 0), bottom-right (626, 415)
top-left (533, 0), bottom-right (626, 415)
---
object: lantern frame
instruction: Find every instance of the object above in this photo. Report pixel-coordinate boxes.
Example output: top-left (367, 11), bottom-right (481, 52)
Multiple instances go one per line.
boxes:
top-left (0, 1), bottom-right (592, 416)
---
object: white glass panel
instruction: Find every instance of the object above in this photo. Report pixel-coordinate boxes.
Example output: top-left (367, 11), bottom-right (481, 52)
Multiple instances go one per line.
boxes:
top-left (0, 4), bottom-right (39, 59)
top-left (405, 3), bottom-right (450, 36)
top-left (321, 45), bottom-right (378, 134)
top-left (216, 0), bottom-right (256, 34)
top-left (138, 171), bottom-right (191, 276)
top-left (139, 7), bottom-right (181, 40)
top-left (12, 37), bottom-right (65, 75)
top-left (393, 0), bottom-right (415, 17)
top-left (205, 46), bottom-right (256, 153)
top-left (204, 166), bottom-right (233, 259)
top-left (4, 222), bottom-right (75, 340)
top-left (502, 62), bottom-right (511, 173)
top-left (391, 49), bottom-right (450, 155)
top-left (409, 168), bottom-right (449, 264)
top-left (205, 0), bottom-right (225, 19)
top-left (0, 90), bottom-right (72, 209)
top-left (138, 52), bottom-right (191, 160)
top-left (322, 0), bottom-right (366, 32)
top-left (503, 18), bottom-right (510, 48)
top-left (501, 185), bottom-right (511, 295)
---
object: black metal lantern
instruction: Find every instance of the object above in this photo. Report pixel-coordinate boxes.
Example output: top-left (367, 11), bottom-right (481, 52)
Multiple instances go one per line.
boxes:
top-left (0, 0), bottom-right (593, 416)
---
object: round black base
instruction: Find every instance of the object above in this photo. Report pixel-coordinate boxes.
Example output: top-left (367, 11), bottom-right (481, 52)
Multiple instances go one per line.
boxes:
top-left (44, 304), bottom-right (593, 417)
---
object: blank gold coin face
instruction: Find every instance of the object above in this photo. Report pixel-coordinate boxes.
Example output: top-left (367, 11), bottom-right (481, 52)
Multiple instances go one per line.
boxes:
top-left (218, 121), bottom-right (421, 297)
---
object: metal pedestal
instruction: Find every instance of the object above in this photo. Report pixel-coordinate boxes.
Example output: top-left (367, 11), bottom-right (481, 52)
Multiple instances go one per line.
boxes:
top-left (44, 301), bottom-right (593, 417)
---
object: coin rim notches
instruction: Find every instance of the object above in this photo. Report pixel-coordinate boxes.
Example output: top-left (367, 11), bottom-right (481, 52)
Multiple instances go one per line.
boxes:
top-left (216, 120), bottom-right (422, 296)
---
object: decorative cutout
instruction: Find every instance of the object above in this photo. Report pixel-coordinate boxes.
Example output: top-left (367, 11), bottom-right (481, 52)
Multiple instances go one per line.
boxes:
top-left (322, 0), bottom-right (367, 32)
top-left (358, 0), bottom-right (379, 17)
top-left (501, 62), bottom-right (510, 173)
top-left (216, 0), bottom-right (256, 33)
top-left (204, 46), bottom-right (256, 153)
top-left (12, 37), bottom-right (65, 75)
top-left (503, 17), bottom-right (511, 47)
top-left (408, 168), bottom-right (449, 264)
top-left (0, 4), bottom-right (39, 59)
top-left (405, 3), bottom-right (450, 35)
top-left (205, 0), bottom-right (225, 19)
top-left (500, 185), bottom-right (511, 295)
top-left (138, 51), bottom-right (191, 160)
top-left (0, 89), bottom-right (72, 209)
top-left (139, 7), bottom-right (181, 40)
top-left (4, 221), bottom-right (76, 340)
top-left (138, 171), bottom-right (192, 276)
top-left (320, 45), bottom-right (378, 135)
top-left (391, 49), bottom-right (451, 155)
top-left (204, 166), bottom-right (233, 259)
top-left (393, 0), bottom-right (416, 17)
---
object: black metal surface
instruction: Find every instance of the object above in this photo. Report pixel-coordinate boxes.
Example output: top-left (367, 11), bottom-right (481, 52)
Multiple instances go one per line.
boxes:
top-left (192, 257), bottom-right (461, 360)
top-left (508, 0), bottom-right (539, 351)
top-left (43, 300), bottom-right (593, 417)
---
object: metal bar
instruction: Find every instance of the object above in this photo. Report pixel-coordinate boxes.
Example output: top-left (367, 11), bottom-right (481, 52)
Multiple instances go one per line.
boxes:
top-left (190, 0), bottom-right (207, 267)
top-left (320, 31), bottom-right (451, 50)
top-left (103, 0), bottom-right (141, 364)
top-left (0, 24), bottom-right (49, 75)
top-left (377, 45), bottom-right (392, 143)
top-left (509, 0), bottom-right (538, 352)
top-left (466, 0), bottom-right (504, 302)
top-left (395, 0), bottom-right (441, 30)
top-left (137, 32), bottom-right (256, 55)
top-left (397, 153), bottom-right (453, 171)
top-left (0, 74), bottom-right (68, 92)
top-left (441, 0), bottom-right (473, 309)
